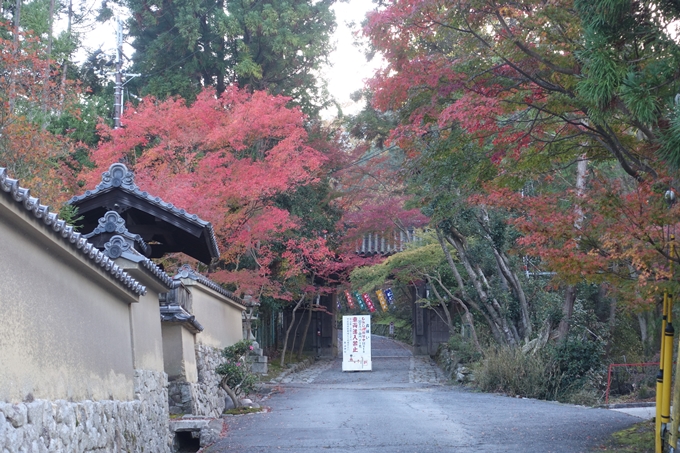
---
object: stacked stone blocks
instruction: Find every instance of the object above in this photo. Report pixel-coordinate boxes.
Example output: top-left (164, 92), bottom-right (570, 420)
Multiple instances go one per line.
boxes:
top-left (0, 370), bottom-right (171, 453)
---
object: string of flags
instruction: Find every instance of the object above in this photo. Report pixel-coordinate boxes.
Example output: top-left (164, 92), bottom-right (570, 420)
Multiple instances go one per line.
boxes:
top-left (339, 288), bottom-right (396, 313)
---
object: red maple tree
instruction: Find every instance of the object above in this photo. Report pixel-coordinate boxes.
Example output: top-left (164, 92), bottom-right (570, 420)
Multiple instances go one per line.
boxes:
top-left (84, 88), bottom-right (332, 299)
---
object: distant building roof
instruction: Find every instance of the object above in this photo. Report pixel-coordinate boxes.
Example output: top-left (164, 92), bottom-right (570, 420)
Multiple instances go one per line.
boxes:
top-left (355, 228), bottom-right (418, 256)
top-left (68, 163), bottom-right (219, 264)
top-left (0, 167), bottom-right (147, 296)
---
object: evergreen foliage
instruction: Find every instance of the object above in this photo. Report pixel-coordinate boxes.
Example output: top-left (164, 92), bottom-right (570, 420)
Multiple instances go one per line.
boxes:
top-left (123, 0), bottom-right (336, 117)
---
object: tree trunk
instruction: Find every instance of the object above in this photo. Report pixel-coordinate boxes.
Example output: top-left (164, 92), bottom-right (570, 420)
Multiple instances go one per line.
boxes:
top-left (606, 284), bottom-right (617, 335)
top-left (477, 207), bottom-right (532, 340)
top-left (9, 0), bottom-right (21, 113)
top-left (297, 294), bottom-right (316, 359)
top-left (219, 379), bottom-right (241, 408)
top-left (436, 227), bottom-right (515, 345)
top-left (558, 155), bottom-right (589, 341)
top-left (289, 312), bottom-right (302, 357)
top-left (58, 0), bottom-right (73, 112)
top-left (280, 294), bottom-right (305, 367)
top-left (604, 284), bottom-right (617, 355)
top-left (41, 0), bottom-right (55, 126)
top-left (427, 275), bottom-right (454, 330)
top-left (431, 272), bottom-right (483, 355)
top-left (638, 312), bottom-right (647, 347)
top-left (557, 285), bottom-right (577, 342)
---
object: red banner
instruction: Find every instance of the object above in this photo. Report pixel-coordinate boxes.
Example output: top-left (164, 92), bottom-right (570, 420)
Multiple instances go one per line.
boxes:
top-left (362, 293), bottom-right (376, 313)
top-left (344, 290), bottom-right (356, 310)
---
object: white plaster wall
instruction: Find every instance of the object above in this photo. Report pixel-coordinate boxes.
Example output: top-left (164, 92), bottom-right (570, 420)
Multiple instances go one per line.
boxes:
top-left (186, 282), bottom-right (245, 349)
top-left (0, 200), bottom-right (136, 403)
top-left (161, 324), bottom-right (198, 383)
top-left (130, 292), bottom-right (165, 372)
top-left (120, 264), bottom-right (169, 374)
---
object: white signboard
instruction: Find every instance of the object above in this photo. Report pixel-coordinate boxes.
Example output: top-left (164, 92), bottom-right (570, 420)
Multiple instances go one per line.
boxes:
top-left (342, 315), bottom-right (372, 371)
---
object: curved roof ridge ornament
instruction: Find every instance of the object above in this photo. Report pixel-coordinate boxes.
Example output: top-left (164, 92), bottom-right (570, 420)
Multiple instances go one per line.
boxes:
top-left (100, 162), bottom-right (137, 191)
top-left (102, 234), bottom-right (175, 289)
top-left (104, 235), bottom-right (132, 259)
top-left (84, 210), bottom-right (152, 256)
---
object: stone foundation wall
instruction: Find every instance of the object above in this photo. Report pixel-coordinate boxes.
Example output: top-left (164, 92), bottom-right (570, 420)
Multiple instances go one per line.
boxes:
top-left (0, 370), bottom-right (171, 453)
top-left (167, 344), bottom-right (227, 418)
top-left (193, 344), bottom-right (227, 417)
top-left (168, 381), bottom-right (194, 415)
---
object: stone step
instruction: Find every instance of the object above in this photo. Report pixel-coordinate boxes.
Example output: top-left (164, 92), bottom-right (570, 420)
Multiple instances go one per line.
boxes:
top-left (169, 418), bottom-right (209, 432)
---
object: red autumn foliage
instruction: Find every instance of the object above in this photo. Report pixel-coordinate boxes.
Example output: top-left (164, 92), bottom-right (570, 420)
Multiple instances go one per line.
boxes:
top-left (363, 0), bottom-right (678, 309)
top-left (0, 23), bottom-right (80, 205)
top-left (84, 88), bottom-right (332, 299)
top-left (476, 175), bottom-right (680, 308)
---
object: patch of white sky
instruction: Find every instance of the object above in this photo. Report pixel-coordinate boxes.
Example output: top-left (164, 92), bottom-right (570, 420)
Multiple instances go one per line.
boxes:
top-left (320, 0), bottom-right (384, 119)
top-left (59, 0), bottom-right (383, 121)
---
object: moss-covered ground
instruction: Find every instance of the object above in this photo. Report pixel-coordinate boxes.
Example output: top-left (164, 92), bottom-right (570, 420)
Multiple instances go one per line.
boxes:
top-left (593, 420), bottom-right (654, 452)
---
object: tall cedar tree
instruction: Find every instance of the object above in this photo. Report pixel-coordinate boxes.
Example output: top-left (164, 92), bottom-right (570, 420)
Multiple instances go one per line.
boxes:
top-left (123, 0), bottom-right (336, 117)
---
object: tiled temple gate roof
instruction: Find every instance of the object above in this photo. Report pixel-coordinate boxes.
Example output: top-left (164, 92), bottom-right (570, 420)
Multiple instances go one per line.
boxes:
top-left (85, 210), bottom-right (176, 289)
top-left (68, 163), bottom-right (220, 264)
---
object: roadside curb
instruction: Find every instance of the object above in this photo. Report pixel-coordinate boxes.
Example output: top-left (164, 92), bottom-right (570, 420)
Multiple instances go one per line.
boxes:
top-left (601, 402), bottom-right (656, 409)
top-left (266, 358), bottom-right (314, 384)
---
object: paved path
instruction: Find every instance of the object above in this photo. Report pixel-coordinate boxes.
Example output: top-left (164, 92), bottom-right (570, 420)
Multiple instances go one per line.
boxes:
top-left (204, 336), bottom-right (640, 453)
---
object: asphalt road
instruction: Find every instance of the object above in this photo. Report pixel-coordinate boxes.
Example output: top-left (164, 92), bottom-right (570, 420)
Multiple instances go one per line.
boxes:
top-left (204, 336), bottom-right (639, 453)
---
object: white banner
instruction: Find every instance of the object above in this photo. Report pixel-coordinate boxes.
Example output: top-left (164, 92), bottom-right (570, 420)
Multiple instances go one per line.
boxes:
top-left (342, 315), bottom-right (372, 371)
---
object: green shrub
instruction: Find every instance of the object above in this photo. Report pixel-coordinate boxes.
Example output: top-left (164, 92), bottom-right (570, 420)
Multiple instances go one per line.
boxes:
top-left (447, 335), bottom-right (482, 364)
top-left (549, 337), bottom-right (604, 389)
top-left (475, 347), bottom-right (557, 399)
top-left (474, 340), bottom-right (605, 404)
top-left (216, 340), bottom-right (258, 407)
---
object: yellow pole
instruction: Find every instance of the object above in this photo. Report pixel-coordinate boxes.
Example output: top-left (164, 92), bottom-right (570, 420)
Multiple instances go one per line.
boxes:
top-left (669, 238), bottom-right (680, 449)
top-left (662, 293), bottom-right (674, 424)
top-left (657, 291), bottom-right (668, 453)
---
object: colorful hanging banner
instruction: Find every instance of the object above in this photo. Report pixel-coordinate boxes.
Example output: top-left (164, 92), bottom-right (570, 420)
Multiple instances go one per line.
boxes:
top-left (353, 291), bottom-right (367, 310)
top-left (384, 288), bottom-right (395, 306)
top-left (362, 293), bottom-right (376, 312)
top-left (343, 290), bottom-right (356, 310)
top-left (376, 289), bottom-right (389, 312)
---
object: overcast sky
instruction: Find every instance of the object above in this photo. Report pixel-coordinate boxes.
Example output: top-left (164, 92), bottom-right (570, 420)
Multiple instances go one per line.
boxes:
top-left (322, 0), bottom-right (382, 118)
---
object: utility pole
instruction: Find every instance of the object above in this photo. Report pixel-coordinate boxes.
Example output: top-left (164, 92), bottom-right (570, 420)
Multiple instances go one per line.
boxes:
top-left (114, 18), bottom-right (123, 129)
top-left (113, 18), bottom-right (140, 129)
